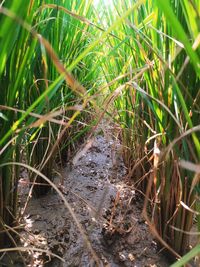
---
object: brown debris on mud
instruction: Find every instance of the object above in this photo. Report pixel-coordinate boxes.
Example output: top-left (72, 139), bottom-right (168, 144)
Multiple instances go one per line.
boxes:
top-left (9, 125), bottom-right (169, 267)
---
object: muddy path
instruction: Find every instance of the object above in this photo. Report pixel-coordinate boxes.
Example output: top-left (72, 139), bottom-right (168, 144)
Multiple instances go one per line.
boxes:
top-left (15, 124), bottom-right (169, 267)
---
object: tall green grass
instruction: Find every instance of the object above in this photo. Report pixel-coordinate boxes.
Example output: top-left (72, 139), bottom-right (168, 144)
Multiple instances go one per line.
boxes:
top-left (0, 0), bottom-right (199, 265)
top-left (0, 0), bottom-right (31, 246)
top-left (0, 0), bottom-right (100, 247)
top-left (89, 0), bottom-right (199, 262)
top-left (98, 0), bottom-right (200, 261)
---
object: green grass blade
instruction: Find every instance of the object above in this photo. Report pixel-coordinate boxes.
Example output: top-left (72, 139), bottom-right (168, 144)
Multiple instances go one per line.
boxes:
top-left (170, 244), bottom-right (200, 267)
top-left (155, 0), bottom-right (200, 78)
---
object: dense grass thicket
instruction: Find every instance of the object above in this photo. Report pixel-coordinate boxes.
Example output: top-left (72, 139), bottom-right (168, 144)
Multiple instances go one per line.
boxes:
top-left (0, 0), bottom-right (199, 266)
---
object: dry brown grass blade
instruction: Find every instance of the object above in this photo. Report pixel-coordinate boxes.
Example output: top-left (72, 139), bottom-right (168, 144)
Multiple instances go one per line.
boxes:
top-left (41, 4), bottom-right (92, 25)
top-left (0, 105), bottom-right (71, 126)
top-left (179, 160), bottom-right (200, 174)
top-left (37, 35), bottom-right (86, 96)
top-left (29, 105), bottom-right (83, 128)
top-left (170, 225), bottom-right (200, 236)
top-left (180, 200), bottom-right (200, 215)
top-left (28, 0), bottom-right (35, 15)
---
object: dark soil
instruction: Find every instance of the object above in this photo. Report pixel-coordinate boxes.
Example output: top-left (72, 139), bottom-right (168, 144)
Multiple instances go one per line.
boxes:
top-left (1, 125), bottom-right (169, 267)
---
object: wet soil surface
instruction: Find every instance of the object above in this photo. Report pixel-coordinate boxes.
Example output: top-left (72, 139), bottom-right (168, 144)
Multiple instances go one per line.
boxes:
top-left (5, 127), bottom-right (169, 266)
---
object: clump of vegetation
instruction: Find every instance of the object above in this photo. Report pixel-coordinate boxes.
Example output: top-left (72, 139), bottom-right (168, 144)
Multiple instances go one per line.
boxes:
top-left (99, 0), bottom-right (200, 262)
top-left (0, 0), bottom-right (99, 246)
top-left (0, 0), bottom-right (199, 266)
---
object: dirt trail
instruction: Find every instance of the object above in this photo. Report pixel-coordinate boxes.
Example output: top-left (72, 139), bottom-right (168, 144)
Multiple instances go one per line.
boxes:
top-left (15, 125), bottom-right (169, 267)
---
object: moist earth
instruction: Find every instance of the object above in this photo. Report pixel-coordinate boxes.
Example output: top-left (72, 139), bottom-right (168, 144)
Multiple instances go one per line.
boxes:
top-left (3, 126), bottom-right (169, 267)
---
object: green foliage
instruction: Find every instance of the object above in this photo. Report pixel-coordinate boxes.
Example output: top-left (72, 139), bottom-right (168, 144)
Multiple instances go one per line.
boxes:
top-left (0, 0), bottom-right (200, 266)
top-left (0, 0), bottom-right (100, 245)
top-left (170, 244), bottom-right (200, 267)
top-left (97, 0), bottom-right (200, 262)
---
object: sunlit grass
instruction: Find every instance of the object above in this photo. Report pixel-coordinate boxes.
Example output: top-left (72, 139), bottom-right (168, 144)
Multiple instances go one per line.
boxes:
top-left (0, 0), bottom-right (199, 266)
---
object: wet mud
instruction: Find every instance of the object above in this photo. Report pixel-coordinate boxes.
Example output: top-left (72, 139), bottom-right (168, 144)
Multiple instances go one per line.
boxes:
top-left (7, 127), bottom-right (169, 267)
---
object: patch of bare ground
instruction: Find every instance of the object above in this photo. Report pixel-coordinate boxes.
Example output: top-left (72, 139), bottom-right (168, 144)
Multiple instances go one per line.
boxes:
top-left (3, 124), bottom-right (169, 267)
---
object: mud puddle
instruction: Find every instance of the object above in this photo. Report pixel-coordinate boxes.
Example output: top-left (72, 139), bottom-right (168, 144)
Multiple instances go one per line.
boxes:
top-left (10, 125), bottom-right (169, 266)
